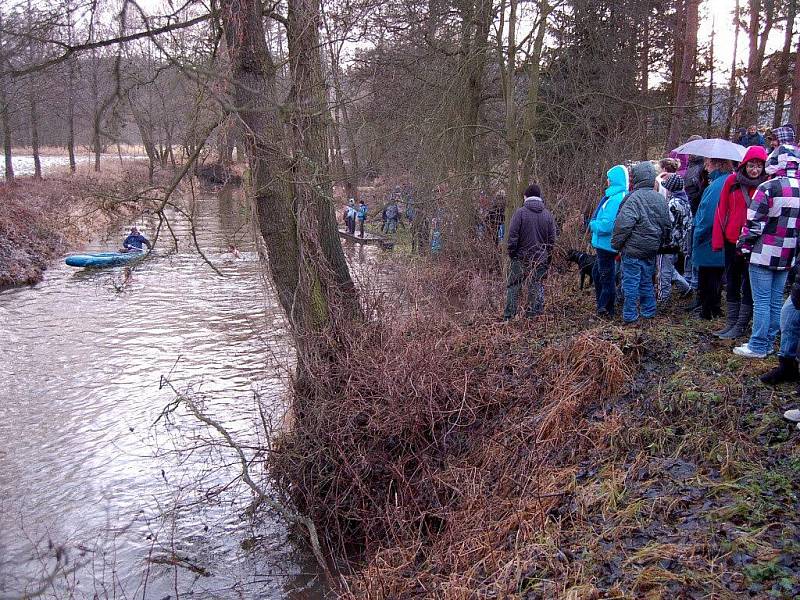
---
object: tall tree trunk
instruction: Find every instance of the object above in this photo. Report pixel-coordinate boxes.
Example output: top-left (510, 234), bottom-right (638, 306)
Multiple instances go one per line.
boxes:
top-left (724, 0), bottom-right (741, 138)
top-left (456, 0), bottom-right (491, 189)
top-left (66, 8), bottom-right (76, 173)
top-left (502, 0), bottom-right (520, 208)
top-left (792, 29), bottom-right (800, 125)
top-left (706, 23), bottom-right (715, 136)
top-left (0, 80), bottom-right (13, 184)
top-left (91, 51), bottom-right (101, 172)
top-left (220, 0), bottom-right (359, 345)
top-left (773, 0), bottom-right (796, 127)
top-left (666, 0), bottom-right (699, 151)
top-left (67, 59), bottom-right (76, 173)
top-left (740, 0), bottom-right (776, 125)
top-left (519, 0), bottom-right (550, 191)
top-left (0, 13), bottom-right (13, 184)
top-left (26, 0), bottom-right (41, 180)
top-left (671, 0), bottom-right (686, 103)
top-left (29, 85), bottom-right (41, 179)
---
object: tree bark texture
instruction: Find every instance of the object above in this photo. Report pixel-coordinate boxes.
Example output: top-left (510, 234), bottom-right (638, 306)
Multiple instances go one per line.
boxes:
top-left (772, 0), bottom-right (796, 127)
top-left (792, 28), bottom-right (800, 125)
top-left (666, 0), bottom-right (699, 151)
top-left (724, 0), bottom-right (740, 139)
top-left (220, 0), bottom-right (359, 344)
top-left (739, 0), bottom-right (775, 125)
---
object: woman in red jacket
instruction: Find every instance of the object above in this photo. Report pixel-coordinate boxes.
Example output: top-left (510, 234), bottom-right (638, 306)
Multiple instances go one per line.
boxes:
top-left (711, 145), bottom-right (768, 338)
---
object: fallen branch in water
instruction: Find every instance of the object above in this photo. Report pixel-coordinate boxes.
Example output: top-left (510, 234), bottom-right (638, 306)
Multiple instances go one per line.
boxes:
top-left (156, 385), bottom-right (331, 580)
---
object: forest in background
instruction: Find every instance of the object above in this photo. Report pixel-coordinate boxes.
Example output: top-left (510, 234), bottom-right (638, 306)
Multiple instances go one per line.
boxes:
top-left (2, 0), bottom-right (800, 598)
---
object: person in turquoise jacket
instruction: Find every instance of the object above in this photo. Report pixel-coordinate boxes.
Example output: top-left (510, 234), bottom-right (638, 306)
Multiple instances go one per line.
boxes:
top-left (589, 164), bottom-right (628, 317)
top-left (692, 158), bottom-right (732, 319)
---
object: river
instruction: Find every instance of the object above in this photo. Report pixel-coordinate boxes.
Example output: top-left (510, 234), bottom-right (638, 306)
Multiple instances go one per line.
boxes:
top-left (0, 185), bottom-right (331, 599)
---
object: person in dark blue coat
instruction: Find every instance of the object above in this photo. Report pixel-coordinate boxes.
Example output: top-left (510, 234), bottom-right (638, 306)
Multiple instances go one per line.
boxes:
top-left (122, 227), bottom-right (152, 252)
top-left (692, 158), bottom-right (732, 319)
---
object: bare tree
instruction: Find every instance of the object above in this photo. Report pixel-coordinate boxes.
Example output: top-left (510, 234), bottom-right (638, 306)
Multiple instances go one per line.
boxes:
top-left (739, 0), bottom-right (776, 125)
top-left (772, 0), bottom-right (796, 127)
top-left (666, 0), bottom-right (699, 151)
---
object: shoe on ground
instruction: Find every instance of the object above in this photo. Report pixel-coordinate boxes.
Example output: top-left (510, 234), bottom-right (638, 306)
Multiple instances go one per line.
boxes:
top-left (733, 344), bottom-right (767, 359)
top-left (783, 409), bottom-right (800, 422)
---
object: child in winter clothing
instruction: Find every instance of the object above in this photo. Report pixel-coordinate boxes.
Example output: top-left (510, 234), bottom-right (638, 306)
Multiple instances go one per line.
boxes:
top-left (589, 164), bottom-right (628, 317)
top-left (656, 174), bottom-right (692, 302)
top-left (357, 200), bottom-right (368, 237)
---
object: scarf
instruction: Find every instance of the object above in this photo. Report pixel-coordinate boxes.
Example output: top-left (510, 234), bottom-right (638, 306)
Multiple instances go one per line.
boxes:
top-left (735, 169), bottom-right (766, 191)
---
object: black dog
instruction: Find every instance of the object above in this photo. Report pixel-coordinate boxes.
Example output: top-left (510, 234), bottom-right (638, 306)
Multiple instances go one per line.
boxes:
top-left (567, 250), bottom-right (596, 290)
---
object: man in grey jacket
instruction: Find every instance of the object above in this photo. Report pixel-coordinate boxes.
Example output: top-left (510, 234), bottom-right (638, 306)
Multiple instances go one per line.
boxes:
top-left (503, 183), bottom-right (558, 319)
top-left (611, 162), bottom-right (672, 324)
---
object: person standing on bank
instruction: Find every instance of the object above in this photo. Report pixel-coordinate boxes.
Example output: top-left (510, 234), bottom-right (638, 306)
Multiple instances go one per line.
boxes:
top-left (503, 183), bottom-right (557, 320)
top-left (610, 161), bottom-right (672, 324)
top-left (692, 158), bottom-right (732, 320)
top-left (734, 143), bottom-right (800, 358)
top-left (589, 164), bottom-right (628, 318)
top-left (711, 146), bottom-right (768, 338)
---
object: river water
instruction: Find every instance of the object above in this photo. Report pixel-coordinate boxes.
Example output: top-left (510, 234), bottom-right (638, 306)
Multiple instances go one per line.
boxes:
top-left (0, 184), bottom-right (330, 599)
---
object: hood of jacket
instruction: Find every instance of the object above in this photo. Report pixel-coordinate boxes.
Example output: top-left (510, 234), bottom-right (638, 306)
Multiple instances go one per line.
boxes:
top-left (523, 196), bottom-right (544, 212)
top-left (740, 145), bottom-right (768, 167)
top-left (605, 164), bottom-right (629, 198)
top-left (630, 161), bottom-right (657, 190)
top-left (765, 144), bottom-right (800, 177)
top-left (669, 189), bottom-right (690, 204)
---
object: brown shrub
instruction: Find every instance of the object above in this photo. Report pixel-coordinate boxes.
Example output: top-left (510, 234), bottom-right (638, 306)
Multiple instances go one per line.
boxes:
top-left (271, 277), bottom-right (636, 596)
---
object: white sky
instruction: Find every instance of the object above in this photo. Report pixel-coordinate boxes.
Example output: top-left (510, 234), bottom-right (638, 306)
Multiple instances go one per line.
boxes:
top-left (699, 0), bottom-right (788, 82)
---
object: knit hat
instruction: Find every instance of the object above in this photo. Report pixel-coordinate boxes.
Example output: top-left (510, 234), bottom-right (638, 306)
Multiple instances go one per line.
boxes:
top-left (686, 134), bottom-right (704, 143)
top-left (663, 174), bottom-right (685, 192)
top-left (773, 124), bottom-right (795, 145)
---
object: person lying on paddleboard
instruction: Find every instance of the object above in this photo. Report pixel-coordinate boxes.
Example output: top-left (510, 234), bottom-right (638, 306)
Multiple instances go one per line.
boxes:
top-left (122, 227), bottom-right (152, 252)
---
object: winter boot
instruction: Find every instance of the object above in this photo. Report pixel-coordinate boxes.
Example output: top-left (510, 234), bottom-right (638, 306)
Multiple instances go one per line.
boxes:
top-left (685, 293), bottom-right (702, 313)
top-left (719, 304), bottom-right (752, 339)
top-left (760, 356), bottom-right (800, 384)
top-left (714, 302), bottom-right (740, 337)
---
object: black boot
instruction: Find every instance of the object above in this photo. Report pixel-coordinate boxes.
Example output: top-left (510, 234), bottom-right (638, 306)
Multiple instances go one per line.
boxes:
top-left (760, 356), bottom-right (800, 385)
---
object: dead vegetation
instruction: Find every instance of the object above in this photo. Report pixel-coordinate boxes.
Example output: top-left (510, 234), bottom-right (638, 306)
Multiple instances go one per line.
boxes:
top-left (271, 245), bottom-right (800, 599)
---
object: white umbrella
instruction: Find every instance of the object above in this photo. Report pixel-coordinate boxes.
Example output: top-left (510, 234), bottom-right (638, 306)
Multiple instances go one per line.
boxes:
top-left (672, 138), bottom-right (747, 161)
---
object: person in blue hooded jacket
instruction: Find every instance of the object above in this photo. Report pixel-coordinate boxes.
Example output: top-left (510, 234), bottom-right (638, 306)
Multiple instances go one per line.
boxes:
top-left (692, 157), bottom-right (731, 319)
top-left (589, 164), bottom-right (628, 318)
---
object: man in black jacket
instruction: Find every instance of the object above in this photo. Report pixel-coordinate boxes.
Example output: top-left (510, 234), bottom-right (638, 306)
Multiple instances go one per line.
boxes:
top-left (503, 183), bottom-right (558, 319)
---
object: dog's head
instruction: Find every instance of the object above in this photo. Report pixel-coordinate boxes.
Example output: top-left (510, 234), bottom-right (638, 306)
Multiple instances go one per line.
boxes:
top-left (567, 250), bottom-right (583, 263)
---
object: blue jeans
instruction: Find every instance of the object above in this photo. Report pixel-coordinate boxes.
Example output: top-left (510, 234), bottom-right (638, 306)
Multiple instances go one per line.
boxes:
top-left (684, 227), bottom-right (698, 290)
top-left (657, 253), bottom-right (690, 301)
top-left (747, 265), bottom-right (789, 354)
top-left (621, 255), bottom-right (657, 323)
top-left (592, 248), bottom-right (617, 315)
top-left (779, 298), bottom-right (800, 358)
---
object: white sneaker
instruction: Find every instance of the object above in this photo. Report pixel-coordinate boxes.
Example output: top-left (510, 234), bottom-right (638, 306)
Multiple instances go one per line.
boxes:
top-left (733, 344), bottom-right (768, 359)
top-left (783, 409), bottom-right (800, 422)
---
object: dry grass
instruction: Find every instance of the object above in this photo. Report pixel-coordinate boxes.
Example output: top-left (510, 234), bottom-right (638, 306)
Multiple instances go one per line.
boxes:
top-left (272, 236), bottom-right (800, 598)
